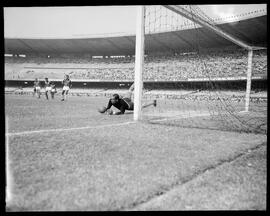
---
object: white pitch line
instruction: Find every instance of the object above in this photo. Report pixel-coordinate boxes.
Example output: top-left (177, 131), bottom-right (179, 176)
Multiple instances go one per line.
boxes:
top-left (5, 111), bottom-right (243, 136)
top-left (6, 116), bottom-right (13, 205)
top-left (150, 110), bottom-right (247, 123)
top-left (6, 140), bottom-right (12, 205)
top-left (6, 121), bottom-right (135, 137)
top-left (239, 110), bottom-right (249, 114)
top-left (150, 112), bottom-right (211, 123)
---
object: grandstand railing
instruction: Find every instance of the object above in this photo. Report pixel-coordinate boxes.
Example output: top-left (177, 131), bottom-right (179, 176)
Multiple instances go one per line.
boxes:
top-left (5, 78), bottom-right (267, 91)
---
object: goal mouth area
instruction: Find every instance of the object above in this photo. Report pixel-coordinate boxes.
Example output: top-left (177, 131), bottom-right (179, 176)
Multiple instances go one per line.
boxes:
top-left (142, 109), bottom-right (267, 134)
top-left (143, 110), bottom-right (211, 119)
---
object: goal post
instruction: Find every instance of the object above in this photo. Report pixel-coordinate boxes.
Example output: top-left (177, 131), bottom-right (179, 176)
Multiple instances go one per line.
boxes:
top-left (134, 6), bottom-right (145, 121)
top-left (244, 49), bottom-right (253, 112)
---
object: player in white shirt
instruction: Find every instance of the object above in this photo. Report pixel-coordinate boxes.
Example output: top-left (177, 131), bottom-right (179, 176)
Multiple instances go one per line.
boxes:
top-left (33, 78), bottom-right (41, 99)
top-left (44, 77), bottom-right (52, 100)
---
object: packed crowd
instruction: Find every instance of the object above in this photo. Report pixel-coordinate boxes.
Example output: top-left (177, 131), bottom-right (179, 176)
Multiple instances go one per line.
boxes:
top-left (5, 49), bottom-right (267, 81)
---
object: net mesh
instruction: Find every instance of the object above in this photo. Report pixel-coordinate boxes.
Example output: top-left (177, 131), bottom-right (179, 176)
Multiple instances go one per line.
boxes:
top-left (140, 5), bottom-right (267, 134)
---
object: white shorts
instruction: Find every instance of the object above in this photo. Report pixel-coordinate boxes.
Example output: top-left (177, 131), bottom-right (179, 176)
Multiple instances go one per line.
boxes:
top-left (45, 87), bottom-right (52, 91)
top-left (35, 86), bottom-right (41, 91)
top-left (63, 86), bottom-right (70, 91)
top-left (51, 89), bottom-right (56, 93)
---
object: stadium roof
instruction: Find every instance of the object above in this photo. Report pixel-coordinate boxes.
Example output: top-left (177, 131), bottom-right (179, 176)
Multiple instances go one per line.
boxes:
top-left (5, 15), bottom-right (267, 56)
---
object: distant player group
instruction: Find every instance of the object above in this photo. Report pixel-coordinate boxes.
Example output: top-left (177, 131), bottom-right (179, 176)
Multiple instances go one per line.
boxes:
top-left (33, 74), bottom-right (72, 101)
top-left (33, 75), bottom-right (156, 115)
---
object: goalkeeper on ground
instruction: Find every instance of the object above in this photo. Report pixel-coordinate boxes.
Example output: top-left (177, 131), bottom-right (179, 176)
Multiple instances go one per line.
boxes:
top-left (99, 83), bottom-right (156, 115)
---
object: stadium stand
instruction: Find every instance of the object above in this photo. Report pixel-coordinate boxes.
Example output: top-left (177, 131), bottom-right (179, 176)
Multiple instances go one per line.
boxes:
top-left (5, 48), bottom-right (267, 81)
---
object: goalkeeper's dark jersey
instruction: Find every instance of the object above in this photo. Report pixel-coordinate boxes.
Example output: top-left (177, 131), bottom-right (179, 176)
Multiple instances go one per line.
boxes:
top-left (106, 98), bottom-right (134, 114)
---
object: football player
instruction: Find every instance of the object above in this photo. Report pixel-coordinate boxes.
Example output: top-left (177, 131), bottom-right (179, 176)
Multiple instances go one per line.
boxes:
top-left (44, 77), bottom-right (52, 100)
top-left (33, 78), bottom-right (41, 98)
top-left (99, 83), bottom-right (156, 115)
top-left (50, 82), bottom-right (57, 99)
top-left (61, 74), bottom-right (72, 101)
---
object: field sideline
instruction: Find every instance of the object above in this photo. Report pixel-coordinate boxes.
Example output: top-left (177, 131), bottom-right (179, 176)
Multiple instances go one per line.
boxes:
top-left (5, 94), bottom-right (266, 211)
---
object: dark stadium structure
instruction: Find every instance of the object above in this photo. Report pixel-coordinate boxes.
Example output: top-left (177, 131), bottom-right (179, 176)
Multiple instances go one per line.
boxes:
top-left (5, 15), bottom-right (266, 56)
top-left (4, 10), bottom-right (267, 92)
top-left (5, 79), bottom-right (267, 92)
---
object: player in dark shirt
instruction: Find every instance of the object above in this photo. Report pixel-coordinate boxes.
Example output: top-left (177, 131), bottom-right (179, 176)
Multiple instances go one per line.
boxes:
top-left (61, 74), bottom-right (72, 101)
top-left (106, 94), bottom-right (134, 115)
top-left (100, 83), bottom-right (156, 115)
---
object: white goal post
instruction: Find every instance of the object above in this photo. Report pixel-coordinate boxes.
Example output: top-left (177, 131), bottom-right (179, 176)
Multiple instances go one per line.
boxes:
top-left (134, 6), bottom-right (145, 121)
top-left (245, 50), bottom-right (253, 112)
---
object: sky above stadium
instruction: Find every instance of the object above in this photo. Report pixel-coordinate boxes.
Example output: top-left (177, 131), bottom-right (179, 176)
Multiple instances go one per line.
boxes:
top-left (4, 4), bottom-right (267, 38)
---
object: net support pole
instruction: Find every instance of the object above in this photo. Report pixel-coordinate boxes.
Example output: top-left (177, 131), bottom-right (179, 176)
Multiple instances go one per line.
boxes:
top-left (134, 6), bottom-right (145, 121)
top-left (245, 49), bottom-right (253, 112)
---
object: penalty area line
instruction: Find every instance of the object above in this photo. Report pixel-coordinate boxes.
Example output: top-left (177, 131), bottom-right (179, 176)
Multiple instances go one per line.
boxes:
top-left (149, 110), bottom-right (247, 123)
top-left (6, 121), bottom-right (135, 137)
top-left (150, 112), bottom-right (211, 123)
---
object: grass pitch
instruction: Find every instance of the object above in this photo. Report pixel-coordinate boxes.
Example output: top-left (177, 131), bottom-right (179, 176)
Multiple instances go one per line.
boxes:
top-left (5, 94), bottom-right (266, 211)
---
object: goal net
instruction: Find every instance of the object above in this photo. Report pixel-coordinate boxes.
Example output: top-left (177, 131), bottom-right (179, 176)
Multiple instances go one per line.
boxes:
top-left (135, 5), bottom-right (267, 134)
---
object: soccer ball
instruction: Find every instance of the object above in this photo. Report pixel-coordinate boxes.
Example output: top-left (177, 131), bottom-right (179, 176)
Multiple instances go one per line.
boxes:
top-left (98, 106), bottom-right (107, 113)
top-left (106, 109), bottom-right (114, 115)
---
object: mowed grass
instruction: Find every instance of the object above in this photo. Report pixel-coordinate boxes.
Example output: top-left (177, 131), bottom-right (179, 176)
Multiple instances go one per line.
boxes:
top-left (5, 94), bottom-right (134, 133)
top-left (5, 94), bottom-right (266, 211)
top-left (133, 145), bottom-right (267, 210)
